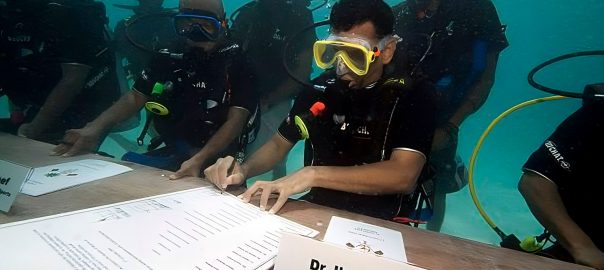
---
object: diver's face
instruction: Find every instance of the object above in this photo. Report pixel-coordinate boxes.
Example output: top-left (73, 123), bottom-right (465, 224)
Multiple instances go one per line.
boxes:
top-left (333, 21), bottom-right (395, 89)
top-left (185, 36), bottom-right (218, 52)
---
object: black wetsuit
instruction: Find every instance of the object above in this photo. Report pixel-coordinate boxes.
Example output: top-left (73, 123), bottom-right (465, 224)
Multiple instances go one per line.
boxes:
top-left (127, 43), bottom-right (258, 171)
top-left (523, 102), bottom-right (604, 261)
top-left (278, 71), bottom-right (438, 220)
top-left (0, 0), bottom-right (119, 140)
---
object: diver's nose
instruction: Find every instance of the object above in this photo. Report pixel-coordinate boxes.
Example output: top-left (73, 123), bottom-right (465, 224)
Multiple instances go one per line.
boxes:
top-left (335, 58), bottom-right (350, 76)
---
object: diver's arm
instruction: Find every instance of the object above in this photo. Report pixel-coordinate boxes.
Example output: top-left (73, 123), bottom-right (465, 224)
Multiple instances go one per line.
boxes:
top-left (19, 63), bottom-right (90, 138)
top-left (52, 90), bottom-right (147, 156)
top-left (305, 149), bottom-right (424, 194)
top-left (170, 107), bottom-right (250, 179)
top-left (518, 172), bottom-right (603, 267)
top-left (240, 149), bottom-right (425, 213)
top-left (241, 133), bottom-right (295, 178)
top-left (87, 90), bottom-right (147, 133)
top-left (448, 52), bottom-right (499, 127)
top-left (193, 107), bottom-right (250, 163)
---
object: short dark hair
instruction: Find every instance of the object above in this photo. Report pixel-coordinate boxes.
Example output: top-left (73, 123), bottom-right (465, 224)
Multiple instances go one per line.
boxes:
top-left (330, 0), bottom-right (394, 38)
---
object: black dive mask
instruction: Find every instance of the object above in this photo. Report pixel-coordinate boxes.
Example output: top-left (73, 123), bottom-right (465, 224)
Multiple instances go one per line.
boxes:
top-left (174, 9), bottom-right (225, 42)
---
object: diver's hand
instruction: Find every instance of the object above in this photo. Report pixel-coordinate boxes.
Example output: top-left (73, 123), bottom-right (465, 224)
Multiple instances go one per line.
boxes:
top-left (572, 246), bottom-right (604, 270)
top-left (203, 156), bottom-right (246, 189)
top-left (52, 127), bottom-right (102, 157)
top-left (239, 167), bottom-right (314, 214)
top-left (169, 157), bottom-right (205, 180)
top-left (17, 123), bottom-right (39, 139)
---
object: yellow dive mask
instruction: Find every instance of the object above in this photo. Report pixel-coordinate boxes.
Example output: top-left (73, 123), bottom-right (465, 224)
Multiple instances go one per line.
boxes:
top-left (313, 34), bottom-right (395, 76)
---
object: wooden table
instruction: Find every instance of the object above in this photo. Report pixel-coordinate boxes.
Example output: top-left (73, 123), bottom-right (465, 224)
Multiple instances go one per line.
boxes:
top-left (0, 133), bottom-right (589, 270)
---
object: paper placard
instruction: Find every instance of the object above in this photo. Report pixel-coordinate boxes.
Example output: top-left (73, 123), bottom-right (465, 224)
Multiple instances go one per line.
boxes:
top-left (0, 160), bottom-right (32, 212)
top-left (274, 233), bottom-right (426, 270)
top-left (22, 159), bottom-right (132, 196)
top-left (324, 216), bottom-right (407, 263)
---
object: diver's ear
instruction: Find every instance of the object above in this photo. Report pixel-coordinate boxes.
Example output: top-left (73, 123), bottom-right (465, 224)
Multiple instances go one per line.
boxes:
top-left (380, 38), bottom-right (397, 65)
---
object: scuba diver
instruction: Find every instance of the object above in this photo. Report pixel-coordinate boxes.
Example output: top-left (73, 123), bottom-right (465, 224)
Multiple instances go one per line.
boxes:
top-left (391, 0), bottom-right (508, 231)
top-left (53, 0), bottom-right (259, 180)
top-left (519, 84), bottom-right (604, 269)
top-left (0, 0), bottom-right (119, 144)
top-left (229, 0), bottom-right (316, 180)
top-left (463, 48), bottom-right (604, 266)
top-left (111, 0), bottom-right (177, 144)
top-left (204, 0), bottom-right (439, 221)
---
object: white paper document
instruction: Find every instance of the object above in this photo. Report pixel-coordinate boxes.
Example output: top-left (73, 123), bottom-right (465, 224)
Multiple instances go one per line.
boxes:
top-left (323, 216), bottom-right (407, 263)
top-left (0, 187), bottom-right (318, 270)
top-left (21, 159), bottom-right (132, 196)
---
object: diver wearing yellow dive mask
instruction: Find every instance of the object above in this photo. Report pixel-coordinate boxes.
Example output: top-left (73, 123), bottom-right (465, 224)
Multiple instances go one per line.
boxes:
top-left (313, 34), bottom-right (399, 76)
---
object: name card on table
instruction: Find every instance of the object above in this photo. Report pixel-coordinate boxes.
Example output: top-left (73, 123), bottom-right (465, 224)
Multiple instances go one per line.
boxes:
top-left (324, 216), bottom-right (408, 263)
top-left (274, 233), bottom-right (426, 270)
top-left (0, 160), bottom-right (32, 212)
top-left (21, 159), bottom-right (132, 196)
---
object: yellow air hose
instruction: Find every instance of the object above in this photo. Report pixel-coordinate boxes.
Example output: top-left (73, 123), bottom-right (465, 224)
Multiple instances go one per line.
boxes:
top-left (468, 95), bottom-right (568, 239)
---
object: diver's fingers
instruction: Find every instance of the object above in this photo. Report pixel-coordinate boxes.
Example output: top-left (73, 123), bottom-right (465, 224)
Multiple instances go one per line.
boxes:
top-left (62, 139), bottom-right (90, 157)
top-left (224, 172), bottom-right (245, 188)
top-left (268, 193), bottom-right (288, 214)
top-left (240, 181), bottom-right (266, 203)
top-left (51, 143), bottom-right (70, 156)
top-left (203, 163), bottom-right (217, 183)
top-left (204, 158), bottom-right (221, 185)
top-left (216, 156), bottom-right (235, 183)
top-left (258, 183), bottom-right (276, 211)
top-left (169, 169), bottom-right (188, 180)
